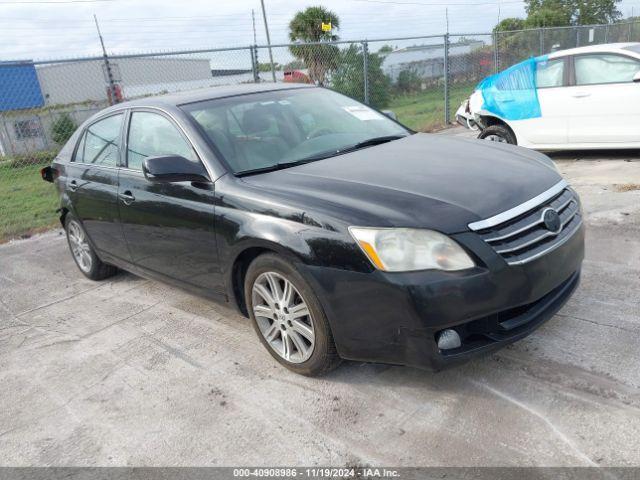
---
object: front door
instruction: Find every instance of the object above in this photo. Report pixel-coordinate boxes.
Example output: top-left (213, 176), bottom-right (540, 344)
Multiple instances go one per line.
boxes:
top-left (67, 112), bottom-right (129, 259)
top-left (567, 53), bottom-right (640, 145)
top-left (515, 56), bottom-right (569, 145)
top-left (118, 109), bottom-right (222, 294)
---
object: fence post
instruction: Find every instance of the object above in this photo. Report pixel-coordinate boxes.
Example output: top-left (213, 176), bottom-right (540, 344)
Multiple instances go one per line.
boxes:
top-left (493, 31), bottom-right (500, 73)
top-left (576, 27), bottom-right (580, 47)
top-left (250, 45), bottom-right (260, 83)
top-left (362, 40), bottom-right (370, 105)
top-left (539, 28), bottom-right (544, 55)
top-left (629, 21), bottom-right (633, 42)
top-left (444, 33), bottom-right (450, 125)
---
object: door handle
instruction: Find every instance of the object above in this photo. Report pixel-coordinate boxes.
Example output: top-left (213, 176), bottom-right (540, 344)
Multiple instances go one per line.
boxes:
top-left (68, 180), bottom-right (78, 192)
top-left (119, 191), bottom-right (135, 205)
top-left (571, 92), bottom-right (591, 98)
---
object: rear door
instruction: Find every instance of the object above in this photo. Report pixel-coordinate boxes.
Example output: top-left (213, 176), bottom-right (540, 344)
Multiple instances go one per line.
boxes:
top-left (118, 109), bottom-right (222, 294)
top-left (66, 112), bottom-right (129, 259)
top-left (566, 52), bottom-right (640, 145)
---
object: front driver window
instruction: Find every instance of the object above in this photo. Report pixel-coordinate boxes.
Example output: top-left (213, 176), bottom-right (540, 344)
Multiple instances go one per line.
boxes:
top-left (127, 111), bottom-right (198, 170)
top-left (575, 54), bottom-right (640, 85)
top-left (536, 58), bottom-right (564, 88)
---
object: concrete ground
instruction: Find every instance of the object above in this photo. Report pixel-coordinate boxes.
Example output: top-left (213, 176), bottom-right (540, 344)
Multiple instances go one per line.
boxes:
top-left (1, 128), bottom-right (639, 467)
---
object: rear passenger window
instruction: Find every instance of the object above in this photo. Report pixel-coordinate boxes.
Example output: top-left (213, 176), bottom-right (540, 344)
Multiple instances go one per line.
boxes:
top-left (575, 54), bottom-right (640, 85)
top-left (126, 112), bottom-right (197, 170)
top-left (75, 114), bottom-right (123, 167)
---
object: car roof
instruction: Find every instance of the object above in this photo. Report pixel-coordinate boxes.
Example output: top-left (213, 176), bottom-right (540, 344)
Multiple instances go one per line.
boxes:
top-left (98, 82), bottom-right (316, 116)
top-left (548, 42), bottom-right (640, 59)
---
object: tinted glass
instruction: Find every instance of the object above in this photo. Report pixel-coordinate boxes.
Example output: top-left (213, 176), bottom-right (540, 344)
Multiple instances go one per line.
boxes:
top-left (127, 112), bottom-right (197, 170)
top-left (75, 114), bottom-right (123, 166)
top-left (183, 88), bottom-right (409, 174)
top-left (575, 54), bottom-right (640, 85)
top-left (536, 58), bottom-right (564, 88)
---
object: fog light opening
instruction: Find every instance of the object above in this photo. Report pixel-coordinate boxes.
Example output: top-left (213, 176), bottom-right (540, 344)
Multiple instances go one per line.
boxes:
top-left (437, 329), bottom-right (461, 350)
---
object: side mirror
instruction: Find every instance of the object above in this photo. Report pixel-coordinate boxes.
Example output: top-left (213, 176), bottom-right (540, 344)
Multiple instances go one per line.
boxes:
top-left (633, 72), bottom-right (640, 83)
top-left (381, 110), bottom-right (397, 120)
top-left (40, 165), bottom-right (57, 183)
top-left (142, 155), bottom-right (210, 183)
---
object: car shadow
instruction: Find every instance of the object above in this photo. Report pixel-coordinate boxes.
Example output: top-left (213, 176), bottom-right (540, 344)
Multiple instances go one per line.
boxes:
top-left (547, 149), bottom-right (640, 161)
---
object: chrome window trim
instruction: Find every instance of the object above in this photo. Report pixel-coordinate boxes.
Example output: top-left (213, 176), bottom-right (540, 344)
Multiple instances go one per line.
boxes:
top-left (125, 106), bottom-right (217, 182)
top-left (71, 110), bottom-right (127, 166)
top-left (71, 162), bottom-right (119, 171)
top-left (468, 179), bottom-right (568, 231)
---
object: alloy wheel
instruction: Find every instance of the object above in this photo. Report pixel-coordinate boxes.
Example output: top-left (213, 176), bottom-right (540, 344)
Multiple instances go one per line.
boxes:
top-left (251, 271), bottom-right (315, 363)
top-left (68, 220), bottom-right (93, 273)
top-left (485, 134), bottom-right (507, 143)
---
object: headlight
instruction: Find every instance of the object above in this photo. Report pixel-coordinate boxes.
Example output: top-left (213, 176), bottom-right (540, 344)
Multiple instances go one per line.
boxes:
top-left (349, 227), bottom-right (475, 272)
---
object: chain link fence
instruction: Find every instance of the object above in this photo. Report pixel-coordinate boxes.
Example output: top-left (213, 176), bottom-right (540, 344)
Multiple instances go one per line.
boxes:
top-left (2, 20), bottom-right (640, 241)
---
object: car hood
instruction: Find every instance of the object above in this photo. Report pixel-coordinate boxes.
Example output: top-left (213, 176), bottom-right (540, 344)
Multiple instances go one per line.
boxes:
top-left (241, 133), bottom-right (562, 234)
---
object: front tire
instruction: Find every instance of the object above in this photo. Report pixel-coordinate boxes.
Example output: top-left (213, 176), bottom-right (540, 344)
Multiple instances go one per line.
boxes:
top-left (65, 214), bottom-right (117, 281)
top-left (244, 253), bottom-right (341, 376)
top-left (478, 124), bottom-right (517, 145)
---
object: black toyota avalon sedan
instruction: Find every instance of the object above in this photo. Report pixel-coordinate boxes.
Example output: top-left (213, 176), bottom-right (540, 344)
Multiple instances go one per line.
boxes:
top-left (42, 83), bottom-right (584, 376)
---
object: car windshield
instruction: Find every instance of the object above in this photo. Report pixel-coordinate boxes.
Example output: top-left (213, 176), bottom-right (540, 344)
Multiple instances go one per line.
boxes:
top-left (181, 88), bottom-right (409, 175)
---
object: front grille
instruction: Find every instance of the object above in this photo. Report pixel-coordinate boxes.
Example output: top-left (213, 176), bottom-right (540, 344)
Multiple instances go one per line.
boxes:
top-left (470, 182), bottom-right (582, 265)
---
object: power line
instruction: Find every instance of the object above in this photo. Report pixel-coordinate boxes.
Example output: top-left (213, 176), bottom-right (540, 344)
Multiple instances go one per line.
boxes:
top-left (350, 0), bottom-right (523, 5)
top-left (0, 0), bottom-right (115, 4)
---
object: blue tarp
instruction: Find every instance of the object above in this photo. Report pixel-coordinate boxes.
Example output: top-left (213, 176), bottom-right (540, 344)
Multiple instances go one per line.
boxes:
top-left (0, 61), bottom-right (44, 112)
top-left (477, 55), bottom-right (547, 121)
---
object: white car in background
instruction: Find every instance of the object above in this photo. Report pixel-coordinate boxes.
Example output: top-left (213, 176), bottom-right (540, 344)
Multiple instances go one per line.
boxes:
top-left (457, 43), bottom-right (640, 150)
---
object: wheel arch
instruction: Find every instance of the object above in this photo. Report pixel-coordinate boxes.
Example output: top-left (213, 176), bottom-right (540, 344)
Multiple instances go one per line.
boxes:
top-left (478, 115), bottom-right (518, 144)
top-left (226, 238), bottom-right (310, 318)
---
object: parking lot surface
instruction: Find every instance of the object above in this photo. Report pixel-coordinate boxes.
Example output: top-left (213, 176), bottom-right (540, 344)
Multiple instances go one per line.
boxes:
top-left (1, 128), bottom-right (639, 466)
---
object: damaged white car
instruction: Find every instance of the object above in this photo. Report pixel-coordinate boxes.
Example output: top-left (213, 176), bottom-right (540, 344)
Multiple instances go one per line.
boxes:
top-left (457, 43), bottom-right (640, 150)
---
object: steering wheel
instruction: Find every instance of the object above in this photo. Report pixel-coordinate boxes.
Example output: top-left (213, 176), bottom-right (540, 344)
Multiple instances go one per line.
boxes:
top-left (306, 127), bottom-right (333, 139)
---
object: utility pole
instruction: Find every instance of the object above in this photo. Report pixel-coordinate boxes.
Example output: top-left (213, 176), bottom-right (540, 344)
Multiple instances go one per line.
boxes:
top-left (260, 0), bottom-right (277, 82)
top-left (252, 9), bottom-right (257, 45)
top-left (445, 7), bottom-right (449, 33)
top-left (94, 14), bottom-right (118, 104)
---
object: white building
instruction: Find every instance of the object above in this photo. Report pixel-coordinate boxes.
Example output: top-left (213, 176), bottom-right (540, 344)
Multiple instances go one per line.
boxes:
top-left (382, 40), bottom-right (486, 82)
top-left (36, 56), bottom-right (214, 105)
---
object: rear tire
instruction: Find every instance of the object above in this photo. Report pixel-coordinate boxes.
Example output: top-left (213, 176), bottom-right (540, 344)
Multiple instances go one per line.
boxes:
top-left (65, 214), bottom-right (118, 281)
top-left (244, 253), bottom-right (342, 376)
top-left (478, 124), bottom-right (517, 145)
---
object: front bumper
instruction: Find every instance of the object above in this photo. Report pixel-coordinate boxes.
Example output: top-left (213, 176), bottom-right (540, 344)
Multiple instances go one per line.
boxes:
top-left (299, 222), bottom-right (585, 371)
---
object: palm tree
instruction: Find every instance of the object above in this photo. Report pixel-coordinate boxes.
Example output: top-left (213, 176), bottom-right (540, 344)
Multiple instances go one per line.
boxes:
top-left (288, 6), bottom-right (340, 85)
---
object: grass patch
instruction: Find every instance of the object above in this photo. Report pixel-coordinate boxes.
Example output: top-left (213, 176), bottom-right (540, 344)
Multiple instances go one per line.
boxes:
top-left (0, 162), bottom-right (59, 242)
top-left (388, 83), bottom-right (475, 132)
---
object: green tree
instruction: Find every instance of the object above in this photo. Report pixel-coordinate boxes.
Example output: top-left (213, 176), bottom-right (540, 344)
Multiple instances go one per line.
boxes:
top-left (525, 0), bottom-right (621, 25)
top-left (493, 17), bottom-right (526, 32)
top-left (50, 113), bottom-right (76, 145)
top-left (395, 68), bottom-right (422, 93)
top-left (258, 62), bottom-right (280, 72)
top-left (288, 6), bottom-right (340, 85)
top-left (331, 44), bottom-right (390, 108)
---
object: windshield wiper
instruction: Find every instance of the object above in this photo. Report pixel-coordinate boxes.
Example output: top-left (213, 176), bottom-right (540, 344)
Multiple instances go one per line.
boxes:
top-left (236, 135), bottom-right (408, 177)
top-left (236, 158), bottom-right (320, 177)
top-left (282, 135), bottom-right (409, 166)
top-left (339, 134), bottom-right (408, 154)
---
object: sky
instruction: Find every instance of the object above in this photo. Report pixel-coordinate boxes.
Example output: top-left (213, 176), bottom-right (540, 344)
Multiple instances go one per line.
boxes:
top-left (1, 0), bottom-right (640, 61)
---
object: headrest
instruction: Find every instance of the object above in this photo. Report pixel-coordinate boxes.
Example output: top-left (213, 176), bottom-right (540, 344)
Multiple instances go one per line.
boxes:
top-left (241, 106), bottom-right (272, 134)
